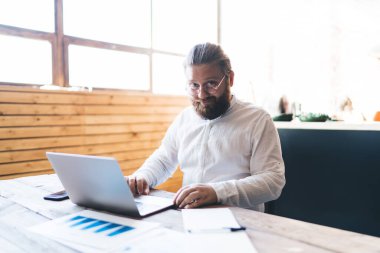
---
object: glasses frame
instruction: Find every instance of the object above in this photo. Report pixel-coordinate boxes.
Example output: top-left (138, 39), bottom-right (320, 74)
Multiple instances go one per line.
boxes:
top-left (187, 74), bottom-right (227, 95)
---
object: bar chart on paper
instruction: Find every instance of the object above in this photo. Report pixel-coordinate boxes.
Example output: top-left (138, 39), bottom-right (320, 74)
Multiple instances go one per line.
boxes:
top-left (29, 210), bottom-right (159, 251)
top-left (67, 215), bottom-right (135, 237)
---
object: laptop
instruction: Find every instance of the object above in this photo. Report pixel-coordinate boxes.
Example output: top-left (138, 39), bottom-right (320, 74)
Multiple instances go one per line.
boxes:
top-left (46, 152), bottom-right (174, 217)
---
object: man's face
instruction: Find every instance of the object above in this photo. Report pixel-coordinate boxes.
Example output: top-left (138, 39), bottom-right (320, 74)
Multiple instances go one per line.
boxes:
top-left (185, 63), bottom-right (234, 120)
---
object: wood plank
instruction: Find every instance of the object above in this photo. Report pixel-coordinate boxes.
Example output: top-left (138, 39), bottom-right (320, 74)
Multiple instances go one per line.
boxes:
top-left (0, 123), bottom-right (170, 139)
top-left (0, 90), bottom-right (85, 104)
top-left (83, 93), bottom-right (189, 106)
top-left (0, 114), bottom-right (176, 127)
top-left (0, 231), bottom-right (25, 253)
top-left (0, 160), bottom-right (52, 175)
top-left (156, 169), bottom-right (183, 193)
top-left (231, 207), bottom-right (380, 253)
top-left (0, 89), bottom-right (189, 106)
top-left (0, 103), bottom-right (184, 115)
top-left (0, 197), bottom-right (77, 253)
top-left (0, 156), bottom-right (150, 175)
top-left (105, 149), bottom-right (155, 162)
top-left (2, 173), bottom-right (380, 253)
top-left (0, 115), bottom-right (82, 127)
top-left (0, 214), bottom-right (77, 252)
top-left (0, 170), bottom-right (53, 180)
top-left (0, 180), bottom-right (83, 219)
top-left (0, 140), bottom-right (161, 163)
top-left (0, 125), bottom-right (83, 139)
top-left (84, 104), bottom-right (184, 115)
top-left (119, 158), bottom-right (146, 172)
top-left (0, 104), bottom-right (84, 115)
top-left (0, 132), bottom-right (164, 151)
top-left (1, 159), bottom-right (183, 192)
top-left (83, 114), bottom-right (176, 125)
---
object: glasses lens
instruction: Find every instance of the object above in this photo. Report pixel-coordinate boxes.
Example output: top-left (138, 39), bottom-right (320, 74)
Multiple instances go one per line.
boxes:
top-left (186, 75), bottom-right (226, 94)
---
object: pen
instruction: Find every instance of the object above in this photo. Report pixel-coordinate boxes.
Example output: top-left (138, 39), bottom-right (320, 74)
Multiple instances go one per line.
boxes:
top-left (188, 226), bottom-right (246, 233)
top-left (228, 226), bottom-right (246, 232)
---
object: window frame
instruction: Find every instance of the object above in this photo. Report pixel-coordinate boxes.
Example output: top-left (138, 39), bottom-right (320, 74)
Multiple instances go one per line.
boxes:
top-left (0, 0), bottom-right (221, 93)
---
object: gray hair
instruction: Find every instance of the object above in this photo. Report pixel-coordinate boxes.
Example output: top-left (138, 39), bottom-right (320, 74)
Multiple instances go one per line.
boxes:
top-left (184, 43), bottom-right (232, 75)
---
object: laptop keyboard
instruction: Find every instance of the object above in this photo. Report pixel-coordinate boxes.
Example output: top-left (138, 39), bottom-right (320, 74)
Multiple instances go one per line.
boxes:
top-left (135, 201), bottom-right (162, 215)
top-left (134, 195), bottom-right (173, 215)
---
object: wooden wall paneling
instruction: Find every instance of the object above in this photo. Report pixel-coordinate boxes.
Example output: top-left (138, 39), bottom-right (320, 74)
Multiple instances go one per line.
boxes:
top-left (0, 86), bottom-right (187, 192)
top-left (83, 114), bottom-right (177, 125)
top-left (156, 169), bottom-right (183, 192)
top-left (0, 123), bottom-right (170, 138)
top-left (0, 169), bottom-right (53, 180)
top-left (0, 132), bottom-right (165, 151)
top-left (0, 156), bottom-right (149, 175)
top-left (0, 86), bottom-right (190, 106)
top-left (0, 160), bottom-right (52, 175)
top-left (0, 104), bottom-right (184, 115)
top-left (0, 115), bottom-right (83, 127)
top-left (0, 90), bottom-right (85, 104)
top-left (0, 140), bottom-right (161, 164)
top-left (0, 114), bottom-right (176, 127)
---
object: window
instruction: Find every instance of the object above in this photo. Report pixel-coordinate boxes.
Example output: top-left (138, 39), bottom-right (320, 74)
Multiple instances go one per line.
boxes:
top-left (221, 0), bottom-right (380, 118)
top-left (69, 45), bottom-right (149, 90)
top-left (0, 0), bottom-right (54, 32)
top-left (152, 0), bottom-right (218, 54)
top-left (152, 53), bottom-right (187, 95)
top-left (0, 35), bottom-right (52, 84)
top-left (0, 0), bottom-right (219, 95)
top-left (63, 0), bottom-right (151, 48)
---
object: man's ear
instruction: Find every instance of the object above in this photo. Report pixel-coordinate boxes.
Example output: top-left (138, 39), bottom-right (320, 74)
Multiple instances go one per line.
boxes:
top-left (229, 70), bottom-right (235, 87)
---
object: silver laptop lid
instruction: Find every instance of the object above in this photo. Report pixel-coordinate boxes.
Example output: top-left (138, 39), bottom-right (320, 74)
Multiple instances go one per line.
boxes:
top-left (46, 152), bottom-right (141, 216)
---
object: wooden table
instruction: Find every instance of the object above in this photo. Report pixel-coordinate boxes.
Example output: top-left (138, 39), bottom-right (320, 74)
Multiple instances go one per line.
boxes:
top-left (1, 174), bottom-right (379, 253)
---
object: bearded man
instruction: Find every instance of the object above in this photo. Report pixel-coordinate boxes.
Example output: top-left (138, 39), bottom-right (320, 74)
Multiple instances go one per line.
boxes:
top-left (126, 43), bottom-right (285, 211)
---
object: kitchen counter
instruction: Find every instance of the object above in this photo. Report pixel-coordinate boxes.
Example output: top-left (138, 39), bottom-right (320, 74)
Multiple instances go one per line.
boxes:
top-left (275, 121), bottom-right (380, 131)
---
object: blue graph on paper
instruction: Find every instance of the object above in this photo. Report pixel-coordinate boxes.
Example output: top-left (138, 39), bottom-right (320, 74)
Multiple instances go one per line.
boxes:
top-left (66, 215), bottom-right (135, 237)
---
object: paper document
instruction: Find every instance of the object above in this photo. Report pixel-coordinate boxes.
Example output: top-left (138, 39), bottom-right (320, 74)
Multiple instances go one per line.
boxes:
top-left (181, 208), bottom-right (257, 253)
top-left (182, 208), bottom-right (242, 233)
top-left (123, 228), bottom-right (258, 253)
top-left (29, 210), bottom-right (159, 252)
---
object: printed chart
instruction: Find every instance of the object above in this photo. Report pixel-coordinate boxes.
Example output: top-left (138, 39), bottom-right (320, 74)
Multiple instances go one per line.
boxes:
top-left (29, 210), bottom-right (159, 252)
top-left (67, 215), bottom-right (135, 237)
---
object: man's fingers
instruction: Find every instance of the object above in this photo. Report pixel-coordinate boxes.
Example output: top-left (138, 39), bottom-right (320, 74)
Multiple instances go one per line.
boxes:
top-left (179, 191), bottom-right (201, 208)
top-left (184, 197), bottom-right (206, 209)
top-left (128, 177), bottom-right (136, 195)
top-left (175, 187), bottom-right (197, 206)
top-left (124, 175), bottom-right (150, 196)
top-left (173, 185), bottom-right (190, 204)
top-left (136, 178), bottom-right (145, 195)
top-left (143, 183), bottom-right (150, 195)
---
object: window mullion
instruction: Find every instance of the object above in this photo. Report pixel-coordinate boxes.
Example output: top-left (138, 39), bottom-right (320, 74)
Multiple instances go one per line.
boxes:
top-left (53, 0), bottom-right (65, 86)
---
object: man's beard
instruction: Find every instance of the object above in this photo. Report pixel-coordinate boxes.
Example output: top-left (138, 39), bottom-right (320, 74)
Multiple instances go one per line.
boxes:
top-left (192, 86), bottom-right (231, 120)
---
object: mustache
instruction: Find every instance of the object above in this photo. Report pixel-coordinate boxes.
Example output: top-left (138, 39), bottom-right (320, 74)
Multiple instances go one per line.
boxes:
top-left (193, 97), bottom-right (216, 103)
top-left (192, 88), bottom-right (231, 120)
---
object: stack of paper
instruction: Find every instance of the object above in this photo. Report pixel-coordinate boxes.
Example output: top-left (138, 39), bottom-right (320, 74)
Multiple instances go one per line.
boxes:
top-left (181, 208), bottom-right (258, 253)
top-left (182, 208), bottom-right (242, 233)
top-left (29, 208), bottom-right (258, 253)
top-left (29, 210), bottom-right (159, 252)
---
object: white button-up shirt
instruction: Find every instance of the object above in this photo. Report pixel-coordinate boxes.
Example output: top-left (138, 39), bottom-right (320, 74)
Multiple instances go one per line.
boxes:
top-left (134, 96), bottom-right (285, 211)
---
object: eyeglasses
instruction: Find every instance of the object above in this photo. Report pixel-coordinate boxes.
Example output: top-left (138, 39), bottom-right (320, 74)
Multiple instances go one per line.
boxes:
top-left (186, 75), bottom-right (227, 94)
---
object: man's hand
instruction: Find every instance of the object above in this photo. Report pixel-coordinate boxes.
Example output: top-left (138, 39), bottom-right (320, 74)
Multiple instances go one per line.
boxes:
top-left (173, 184), bottom-right (217, 209)
top-left (125, 175), bottom-right (150, 196)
